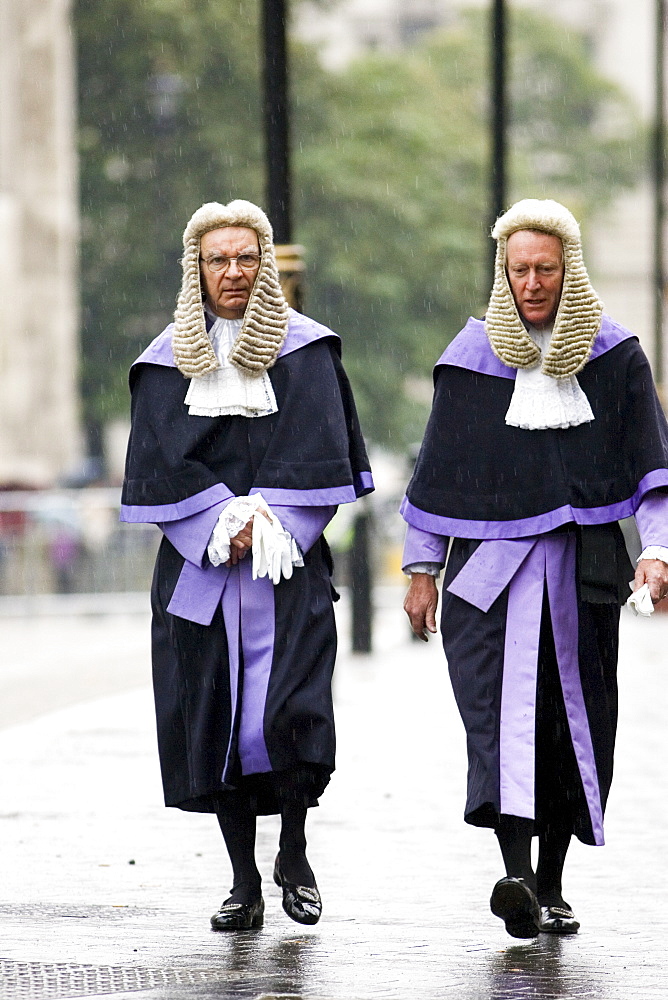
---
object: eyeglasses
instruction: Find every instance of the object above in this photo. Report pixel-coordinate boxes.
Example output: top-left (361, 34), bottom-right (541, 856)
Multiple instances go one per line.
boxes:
top-left (200, 253), bottom-right (261, 273)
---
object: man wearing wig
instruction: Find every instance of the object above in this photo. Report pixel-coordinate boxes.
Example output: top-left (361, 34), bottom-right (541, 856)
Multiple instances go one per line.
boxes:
top-left (402, 199), bottom-right (668, 937)
top-left (122, 200), bottom-right (373, 930)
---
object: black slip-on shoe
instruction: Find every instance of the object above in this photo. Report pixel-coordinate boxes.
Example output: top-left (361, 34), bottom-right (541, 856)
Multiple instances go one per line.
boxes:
top-left (538, 904), bottom-right (580, 934)
top-left (490, 877), bottom-right (540, 938)
top-left (273, 853), bottom-right (322, 925)
top-left (210, 896), bottom-right (264, 931)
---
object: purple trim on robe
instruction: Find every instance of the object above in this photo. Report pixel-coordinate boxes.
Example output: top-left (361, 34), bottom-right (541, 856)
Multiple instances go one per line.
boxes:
top-left (400, 469), bottom-right (668, 540)
top-left (588, 316), bottom-right (637, 361)
top-left (278, 309), bottom-right (340, 358)
top-left (545, 534), bottom-right (604, 845)
top-left (235, 558), bottom-right (274, 775)
top-left (437, 318), bottom-right (515, 381)
top-left (220, 565), bottom-right (242, 781)
top-left (251, 474), bottom-right (373, 508)
top-left (635, 489), bottom-right (668, 548)
top-left (121, 483), bottom-right (235, 523)
top-left (401, 523), bottom-right (447, 569)
top-left (126, 315), bottom-right (370, 520)
top-left (250, 485), bottom-right (359, 506)
top-left (167, 559), bottom-right (230, 626)
top-left (167, 553), bottom-right (275, 777)
top-left (354, 470), bottom-right (375, 495)
top-left (134, 326), bottom-right (176, 367)
top-left (499, 540), bottom-right (544, 819)
top-left (495, 535), bottom-right (604, 842)
top-left (159, 498), bottom-right (232, 566)
top-left (447, 538), bottom-right (537, 612)
top-left (435, 314), bottom-right (636, 382)
top-left (272, 505), bottom-right (336, 554)
top-left (131, 309), bottom-right (339, 371)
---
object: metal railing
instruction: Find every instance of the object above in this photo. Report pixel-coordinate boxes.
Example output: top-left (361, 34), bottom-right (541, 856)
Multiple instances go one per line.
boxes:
top-left (0, 489), bottom-right (158, 596)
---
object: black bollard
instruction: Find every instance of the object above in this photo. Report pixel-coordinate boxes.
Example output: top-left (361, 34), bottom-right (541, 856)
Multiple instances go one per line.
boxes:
top-left (350, 508), bottom-right (373, 653)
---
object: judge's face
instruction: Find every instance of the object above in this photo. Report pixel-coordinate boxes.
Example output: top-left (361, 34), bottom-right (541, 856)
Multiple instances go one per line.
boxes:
top-left (200, 226), bottom-right (260, 319)
top-left (505, 230), bottom-right (564, 329)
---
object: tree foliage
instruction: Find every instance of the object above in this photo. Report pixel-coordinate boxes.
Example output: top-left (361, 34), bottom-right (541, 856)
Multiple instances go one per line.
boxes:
top-left (75, 1), bottom-right (642, 451)
top-left (75, 0), bottom-right (264, 427)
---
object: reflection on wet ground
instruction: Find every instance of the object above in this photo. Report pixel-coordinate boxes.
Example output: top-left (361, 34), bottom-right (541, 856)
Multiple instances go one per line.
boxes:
top-left (1, 596), bottom-right (667, 999)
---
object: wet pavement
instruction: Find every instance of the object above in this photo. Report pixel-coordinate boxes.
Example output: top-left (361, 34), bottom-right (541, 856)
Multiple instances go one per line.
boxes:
top-left (1, 587), bottom-right (667, 999)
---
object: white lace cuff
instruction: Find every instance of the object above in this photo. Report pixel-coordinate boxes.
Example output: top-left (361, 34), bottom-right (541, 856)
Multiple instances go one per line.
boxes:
top-left (638, 545), bottom-right (668, 565)
top-left (404, 561), bottom-right (442, 578)
top-left (208, 496), bottom-right (262, 567)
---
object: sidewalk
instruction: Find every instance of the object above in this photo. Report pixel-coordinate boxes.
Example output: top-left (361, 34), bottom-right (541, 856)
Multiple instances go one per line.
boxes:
top-left (0, 589), bottom-right (667, 999)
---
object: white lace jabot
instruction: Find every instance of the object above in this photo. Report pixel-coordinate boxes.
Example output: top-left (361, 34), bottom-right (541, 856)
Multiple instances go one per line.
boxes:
top-left (504, 325), bottom-right (594, 431)
top-left (184, 311), bottom-right (278, 418)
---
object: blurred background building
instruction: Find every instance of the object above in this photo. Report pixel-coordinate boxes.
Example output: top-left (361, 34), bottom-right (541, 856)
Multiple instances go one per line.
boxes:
top-left (297, 0), bottom-right (662, 367)
top-left (0, 0), bottom-right (82, 488)
top-left (0, 0), bottom-right (664, 599)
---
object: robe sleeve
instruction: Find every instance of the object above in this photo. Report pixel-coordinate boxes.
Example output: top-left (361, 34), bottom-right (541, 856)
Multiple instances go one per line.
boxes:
top-left (402, 523), bottom-right (447, 573)
top-left (272, 505), bottom-right (337, 554)
top-left (635, 489), bottom-right (668, 554)
top-left (159, 497), bottom-right (234, 566)
top-left (160, 499), bottom-right (336, 567)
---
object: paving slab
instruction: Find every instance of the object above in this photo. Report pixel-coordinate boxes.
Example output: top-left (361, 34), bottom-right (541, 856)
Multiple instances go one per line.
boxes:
top-left (0, 590), bottom-right (667, 998)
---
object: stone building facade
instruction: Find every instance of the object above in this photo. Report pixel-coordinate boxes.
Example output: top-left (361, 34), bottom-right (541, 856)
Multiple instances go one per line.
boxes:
top-left (0, 0), bottom-right (81, 486)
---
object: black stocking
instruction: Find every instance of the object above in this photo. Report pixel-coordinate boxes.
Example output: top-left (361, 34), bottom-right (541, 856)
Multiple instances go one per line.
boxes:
top-left (215, 795), bottom-right (262, 905)
top-left (495, 815), bottom-right (536, 895)
top-left (536, 823), bottom-right (571, 908)
top-left (279, 801), bottom-right (315, 888)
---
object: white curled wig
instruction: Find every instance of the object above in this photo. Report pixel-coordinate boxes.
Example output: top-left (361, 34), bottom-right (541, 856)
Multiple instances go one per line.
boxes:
top-left (485, 198), bottom-right (604, 378)
top-left (172, 200), bottom-right (289, 378)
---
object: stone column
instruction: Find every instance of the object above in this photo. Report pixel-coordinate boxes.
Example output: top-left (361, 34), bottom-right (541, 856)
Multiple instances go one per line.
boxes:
top-left (0, 0), bottom-right (81, 486)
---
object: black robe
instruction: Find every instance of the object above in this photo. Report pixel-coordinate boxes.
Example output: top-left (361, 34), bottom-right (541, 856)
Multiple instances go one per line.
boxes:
top-left (122, 312), bottom-right (373, 814)
top-left (402, 316), bottom-right (668, 844)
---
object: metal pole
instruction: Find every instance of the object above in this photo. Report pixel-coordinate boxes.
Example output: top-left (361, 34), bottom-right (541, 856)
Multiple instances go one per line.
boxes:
top-left (261, 0), bottom-right (304, 309)
top-left (490, 0), bottom-right (507, 272)
top-left (654, 0), bottom-right (666, 397)
top-left (262, 0), bottom-right (291, 243)
top-left (350, 507), bottom-right (373, 654)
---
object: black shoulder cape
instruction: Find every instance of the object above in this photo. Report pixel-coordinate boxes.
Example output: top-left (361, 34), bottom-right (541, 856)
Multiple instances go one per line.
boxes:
top-left (404, 319), bottom-right (668, 536)
top-left (122, 321), bottom-right (372, 516)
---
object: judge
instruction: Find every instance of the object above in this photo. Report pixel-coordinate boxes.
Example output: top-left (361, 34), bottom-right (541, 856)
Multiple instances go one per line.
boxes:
top-left (402, 199), bottom-right (668, 938)
top-left (121, 200), bottom-right (373, 930)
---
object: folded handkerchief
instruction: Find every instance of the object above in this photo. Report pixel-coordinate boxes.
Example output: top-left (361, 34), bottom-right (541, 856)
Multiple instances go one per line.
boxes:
top-left (627, 582), bottom-right (654, 617)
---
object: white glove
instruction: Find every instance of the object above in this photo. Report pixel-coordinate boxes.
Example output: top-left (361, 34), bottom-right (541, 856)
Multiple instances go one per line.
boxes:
top-left (207, 494), bottom-right (303, 584)
top-left (627, 582), bottom-right (654, 617)
top-left (250, 496), bottom-right (303, 584)
top-left (252, 509), bottom-right (292, 584)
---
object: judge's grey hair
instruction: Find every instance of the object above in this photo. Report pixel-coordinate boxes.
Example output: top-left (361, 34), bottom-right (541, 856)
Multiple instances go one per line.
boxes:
top-left (485, 198), bottom-right (603, 378)
top-left (172, 200), bottom-right (289, 378)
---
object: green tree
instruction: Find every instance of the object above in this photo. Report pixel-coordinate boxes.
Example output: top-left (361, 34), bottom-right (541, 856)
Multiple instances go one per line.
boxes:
top-left (292, 8), bottom-right (641, 443)
top-left (75, 2), bottom-right (642, 453)
top-left (75, 0), bottom-right (265, 437)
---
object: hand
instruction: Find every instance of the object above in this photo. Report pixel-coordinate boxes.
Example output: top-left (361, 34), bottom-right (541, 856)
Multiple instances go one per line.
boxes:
top-left (634, 558), bottom-right (668, 604)
top-left (227, 508), bottom-right (273, 566)
top-left (227, 518), bottom-right (254, 565)
top-left (404, 572), bottom-right (439, 642)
